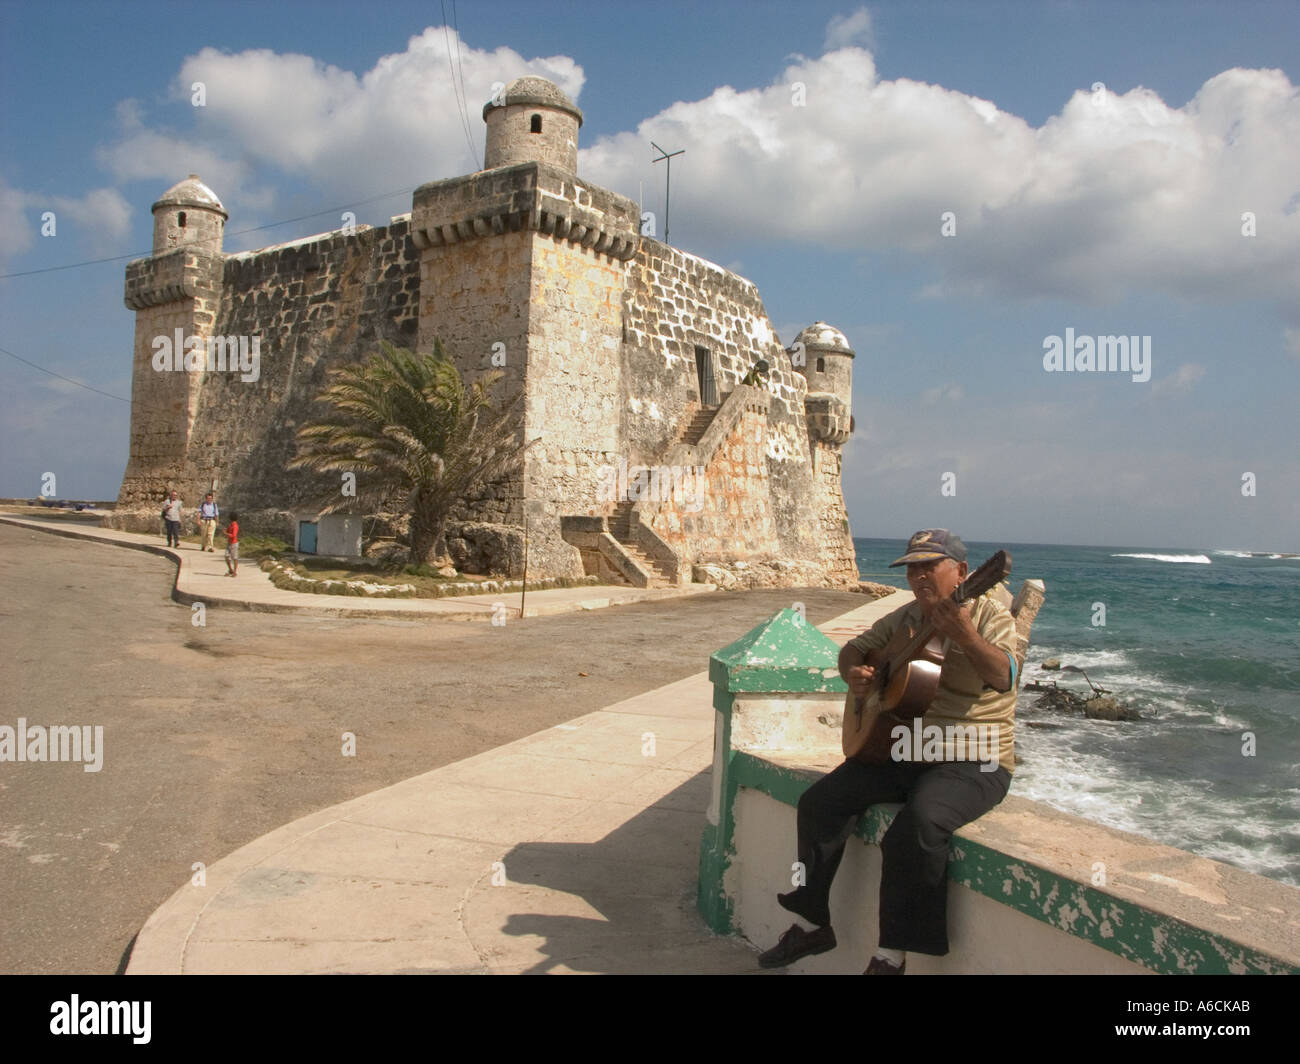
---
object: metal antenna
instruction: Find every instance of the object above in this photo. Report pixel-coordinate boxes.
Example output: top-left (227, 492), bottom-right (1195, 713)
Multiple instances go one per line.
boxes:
top-left (651, 141), bottom-right (684, 244)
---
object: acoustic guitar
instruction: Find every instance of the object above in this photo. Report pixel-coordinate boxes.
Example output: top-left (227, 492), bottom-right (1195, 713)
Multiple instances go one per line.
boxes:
top-left (841, 550), bottom-right (1012, 763)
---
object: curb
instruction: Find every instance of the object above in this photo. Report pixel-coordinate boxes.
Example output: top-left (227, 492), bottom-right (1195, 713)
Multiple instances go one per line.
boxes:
top-left (0, 514), bottom-right (715, 621)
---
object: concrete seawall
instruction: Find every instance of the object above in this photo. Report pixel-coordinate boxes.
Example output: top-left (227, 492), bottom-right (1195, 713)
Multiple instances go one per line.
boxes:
top-left (698, 606), bottom-right (1300, 974)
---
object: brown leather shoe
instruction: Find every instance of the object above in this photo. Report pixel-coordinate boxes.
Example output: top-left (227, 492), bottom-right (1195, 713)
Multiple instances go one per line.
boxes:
top-left (758, 923), bottom-right (837, 968)
top-left (864, 954), bottom-right (905, 975)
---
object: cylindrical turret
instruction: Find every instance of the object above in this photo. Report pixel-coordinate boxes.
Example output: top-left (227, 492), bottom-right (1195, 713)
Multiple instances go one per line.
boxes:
top-left (151, 174), bottom-right (227, 255)
top-left (793, 322), bottom-right (854, 444)
top-left (792, 321), bottom-right (854, 406)
top-left (482, 76), bottom-right (583, 173)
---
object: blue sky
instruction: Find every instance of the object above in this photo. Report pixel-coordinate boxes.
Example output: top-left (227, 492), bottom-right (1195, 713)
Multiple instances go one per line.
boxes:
top-left (2, 0), bottom-right (1297, 550)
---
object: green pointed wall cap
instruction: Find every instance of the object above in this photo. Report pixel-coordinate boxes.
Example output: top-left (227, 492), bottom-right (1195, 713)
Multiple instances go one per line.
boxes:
top-left (709, 608), bottom-right (849, 694)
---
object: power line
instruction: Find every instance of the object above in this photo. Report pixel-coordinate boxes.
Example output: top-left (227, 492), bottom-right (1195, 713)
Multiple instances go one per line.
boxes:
top-left (0, 185), bottom-right (414, 281)
top-left (440, 3), bottom-right (479, 171)
top-left (451, 0), bottom-right (481, 166)
top-left (0, 344), bottom-right (131, 402)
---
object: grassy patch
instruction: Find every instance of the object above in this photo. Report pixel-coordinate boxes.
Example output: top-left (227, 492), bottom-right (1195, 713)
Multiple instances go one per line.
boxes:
top-left (175, 530), bottom-right (289, 559)
top-left (260, 555), bottom-right (604, 599)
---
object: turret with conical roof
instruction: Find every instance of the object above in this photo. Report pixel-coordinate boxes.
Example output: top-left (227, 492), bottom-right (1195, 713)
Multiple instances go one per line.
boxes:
top-left (151, 174), bottom-right (227, 255)
top-left (483, 76), bottom-right (583, 173)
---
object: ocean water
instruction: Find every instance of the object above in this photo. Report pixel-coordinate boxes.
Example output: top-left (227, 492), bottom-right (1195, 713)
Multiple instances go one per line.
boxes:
top-left (853, 538), bottom-right (1300, 888)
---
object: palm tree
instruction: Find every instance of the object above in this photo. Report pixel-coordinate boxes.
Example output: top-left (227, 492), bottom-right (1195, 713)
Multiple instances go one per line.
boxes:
top-left (290, 340), bottom-right (531, 566)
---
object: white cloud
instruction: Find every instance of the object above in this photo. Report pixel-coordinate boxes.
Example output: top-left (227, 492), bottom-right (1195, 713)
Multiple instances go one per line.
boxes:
top-left (825, 8), bottom-right (875, 52)
top-left (1285, 327), bottom-right (1300, 362)
top-left (0, 180), bottom-right (131, 264)
top-left (92, 30), bottom-right (1300, 323)
top-left (1151, 362), bottom-right (1206, 394)
top-left (96, 29), bottom-right (584, 232)
top-left (920, 383), bottom-right (964, 404)
top-left (581, 55), bottom-right (1300, 312)
top-left (0, 180), bottom-right (36, 262)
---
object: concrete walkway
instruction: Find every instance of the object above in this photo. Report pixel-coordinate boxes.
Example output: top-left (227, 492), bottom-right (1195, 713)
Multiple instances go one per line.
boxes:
top-left (123, 596), bottom-right (900, 974)
top-left (5, 509), bottom-right (901, 973)
top-left (0, 513), bottom-right (715, 620)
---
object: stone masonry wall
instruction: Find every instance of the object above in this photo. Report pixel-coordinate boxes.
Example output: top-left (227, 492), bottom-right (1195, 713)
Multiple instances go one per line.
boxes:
top-left (808, 440), bottom-right (858, 585)
top-left (412, 162), bottom-right (641, 576)
top-left (523, 235), bottom-right (629, 577)
top-left (116, 161), bottom-right (855, 586)
top-left (112, 221), bottom-right (421, 530)
top-left (641, 404), bottom-right (778, 558)
top-left (117, 247), bottom-right (223, 508)
top-left (617, 239), bottom-right (857, 585)
top-left (414, 225), bottom-right (533, 529)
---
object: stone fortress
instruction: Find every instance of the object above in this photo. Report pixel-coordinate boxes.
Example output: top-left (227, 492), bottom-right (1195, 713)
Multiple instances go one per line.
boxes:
top-left (112, 76), bottom-right (859, 589)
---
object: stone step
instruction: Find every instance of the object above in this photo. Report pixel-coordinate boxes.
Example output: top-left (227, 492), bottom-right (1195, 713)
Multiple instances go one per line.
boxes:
top-left (617, 542), bottom-right (671, 586)
top-left (679, 405), bottom-right (719, 446)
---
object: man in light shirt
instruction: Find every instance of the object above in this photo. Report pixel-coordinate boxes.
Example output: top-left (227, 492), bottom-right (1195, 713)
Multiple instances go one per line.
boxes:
top-left (759, 529), bottom-right (1018, 975)
top-left (161, 491), bottom-right (183, 549)
top-left (198, 492), bottom-right (220, 552)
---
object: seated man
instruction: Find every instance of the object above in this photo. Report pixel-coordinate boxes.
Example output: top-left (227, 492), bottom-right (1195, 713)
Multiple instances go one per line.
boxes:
top-left (759, 529), bottom-right (1018, 974)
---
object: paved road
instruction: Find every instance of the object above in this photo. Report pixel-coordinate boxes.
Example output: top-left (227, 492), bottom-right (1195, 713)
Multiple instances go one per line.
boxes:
top-left (0, 522), bottom-right (869, 974)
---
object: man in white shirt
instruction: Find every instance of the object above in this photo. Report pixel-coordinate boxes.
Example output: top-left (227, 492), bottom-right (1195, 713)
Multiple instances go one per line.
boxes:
top-left (197, 492), bottom-right (220, 551)
top-left (161, 491), bottom-right (183, 548)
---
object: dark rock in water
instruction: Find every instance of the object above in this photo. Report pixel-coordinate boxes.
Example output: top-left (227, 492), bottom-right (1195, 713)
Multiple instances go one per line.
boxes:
top-left (1081, 696), bottom-right (1141, 721)
top-left (1032, 687), bottom-right (1142, 721)
top-left (1041, 658), bottom-right (1061, 670)
top-left (1024, 720), bottom-right (1066, 729)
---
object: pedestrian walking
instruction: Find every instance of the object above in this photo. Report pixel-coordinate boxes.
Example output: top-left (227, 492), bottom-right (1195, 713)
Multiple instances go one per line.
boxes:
top-left (223, 511), bottom-right (240, 576)
top-left (198, 492), bottom-right (220, 551)
top-left (161, 491), bottom-right (183, 548)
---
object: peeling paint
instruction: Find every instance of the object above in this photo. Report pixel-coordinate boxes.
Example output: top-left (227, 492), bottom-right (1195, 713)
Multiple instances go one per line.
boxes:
top-left (703, 618), bottom-right (1300, 975)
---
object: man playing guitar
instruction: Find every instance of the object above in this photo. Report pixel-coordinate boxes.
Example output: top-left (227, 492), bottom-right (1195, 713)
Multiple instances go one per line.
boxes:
top-left (759, 529), bottom-right (1019, 974)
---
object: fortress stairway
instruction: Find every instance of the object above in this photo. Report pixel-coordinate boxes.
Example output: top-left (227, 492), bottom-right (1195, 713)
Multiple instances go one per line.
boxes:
top-left (609, 500), bottom-right (673, 588)
top-left (679, 404), bottom-right (719, 447)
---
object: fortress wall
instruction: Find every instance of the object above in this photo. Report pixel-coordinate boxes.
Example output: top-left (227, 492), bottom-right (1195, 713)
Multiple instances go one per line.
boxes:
top-left (411, 162), bottom-right (643, 575)
top-left (621, 241), bottom-right (801, 452)
top-left (641, 405), bottom-right (780, 560)
top-left (415, 227), bottom-right (534, 528)
top-left (523, 236), bottom-right (629, 576)
top-left (620, 241), bottom-right (855, 584)
top-left (117, 248), bottom-right (224, 509)
top-left (113, 222), bottom-right (422, 533)
top-left (117, 112), bottom-right (853, 583)
top-left (808, 440), bottom-right (858, 584)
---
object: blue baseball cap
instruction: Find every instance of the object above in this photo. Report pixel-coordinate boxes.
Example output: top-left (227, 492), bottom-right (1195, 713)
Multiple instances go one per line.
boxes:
top-left (889, 529), bottom-right (968, 567)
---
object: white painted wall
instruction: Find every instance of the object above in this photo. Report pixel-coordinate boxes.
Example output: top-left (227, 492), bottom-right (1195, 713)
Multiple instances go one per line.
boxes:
top-left (729, 789), bottom-right (1152, 975)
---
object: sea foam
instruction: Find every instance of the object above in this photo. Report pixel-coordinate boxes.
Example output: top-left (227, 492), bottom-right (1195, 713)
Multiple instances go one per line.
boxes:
top-left (1112, 552), bottom-right (1211, 564)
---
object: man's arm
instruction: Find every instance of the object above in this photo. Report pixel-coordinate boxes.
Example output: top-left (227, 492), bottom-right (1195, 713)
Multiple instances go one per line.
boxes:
top-left (838, 642), bottom-right (883, 678)
top-left (928, 599), bottom-right (1013, 692)
top-left (838, 642), bottom-right (884, 698)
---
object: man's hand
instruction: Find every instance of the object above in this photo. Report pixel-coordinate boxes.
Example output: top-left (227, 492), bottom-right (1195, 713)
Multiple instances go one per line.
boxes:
top-left (927, 598), bottom-right (979, 647)
top-left (846, 664), bottom-right (875, 698)
top-left (928, 599), bottom-right (1014, 692)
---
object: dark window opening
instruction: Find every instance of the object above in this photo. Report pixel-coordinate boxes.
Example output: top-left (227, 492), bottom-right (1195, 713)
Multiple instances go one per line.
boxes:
top-left (178, 212), bottom-right (187, 227)
top-left (695, 346), bottom-right (717, 405)
top-left (530, 114), bottom-right (542, 133)
top-left (816, 357), bottom-right (825, 373)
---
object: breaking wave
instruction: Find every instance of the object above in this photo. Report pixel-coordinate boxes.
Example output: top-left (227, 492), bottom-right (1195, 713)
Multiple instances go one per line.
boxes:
top-left (1111, 552), bottom-right (1211, 564)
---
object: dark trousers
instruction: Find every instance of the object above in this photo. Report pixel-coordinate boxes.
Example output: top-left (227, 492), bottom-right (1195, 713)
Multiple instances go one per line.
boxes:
top-left (164, 519), bottom-right (181, 547)
top-left (784, 758), bottom-right (1010, 955)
